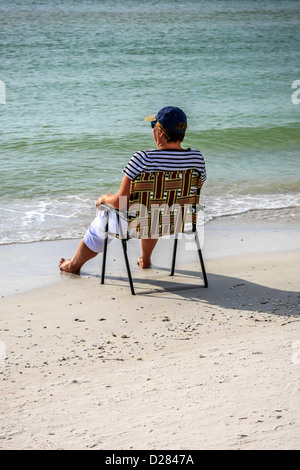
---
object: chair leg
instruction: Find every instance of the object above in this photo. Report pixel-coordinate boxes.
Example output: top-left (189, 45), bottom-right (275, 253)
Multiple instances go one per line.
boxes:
top-left (101, 213), bottom-right (109, 285)
top-left (121, 239), bottom-right (135, 295)
top-left (170, 234), bottom-right (178, 276)
top-left (195, 231), bottom-right (208, 288)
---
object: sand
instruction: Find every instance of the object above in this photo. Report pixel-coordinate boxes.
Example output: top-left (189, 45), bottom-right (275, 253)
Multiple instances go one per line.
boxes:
top-left (0, 216), bottom-right (299, 450)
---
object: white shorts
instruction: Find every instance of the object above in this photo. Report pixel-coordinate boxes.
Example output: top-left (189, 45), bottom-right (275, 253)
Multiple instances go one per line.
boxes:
top-left (83, 210), bottom-right (127, 253)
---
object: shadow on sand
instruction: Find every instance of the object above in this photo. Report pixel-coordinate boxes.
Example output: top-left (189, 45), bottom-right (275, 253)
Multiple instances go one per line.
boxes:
top-left (84, 265), bottom-right (300, 319)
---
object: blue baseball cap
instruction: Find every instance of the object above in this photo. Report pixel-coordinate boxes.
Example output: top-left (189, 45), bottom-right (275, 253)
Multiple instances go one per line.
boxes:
top-left (145, 106), bottom-right (187, 133)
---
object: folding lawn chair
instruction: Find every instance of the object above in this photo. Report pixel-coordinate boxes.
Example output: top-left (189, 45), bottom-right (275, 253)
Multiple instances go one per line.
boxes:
top-left (100, 169), bottom-right (208, 295)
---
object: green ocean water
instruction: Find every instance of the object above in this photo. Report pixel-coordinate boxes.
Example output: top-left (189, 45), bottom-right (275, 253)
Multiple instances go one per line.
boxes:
top-left (0, 0), bottom-right (300, 244)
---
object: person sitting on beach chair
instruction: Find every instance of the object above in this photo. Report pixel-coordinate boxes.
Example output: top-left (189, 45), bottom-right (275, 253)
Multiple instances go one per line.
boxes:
top-left (59, 106), bottom-right (206, 274)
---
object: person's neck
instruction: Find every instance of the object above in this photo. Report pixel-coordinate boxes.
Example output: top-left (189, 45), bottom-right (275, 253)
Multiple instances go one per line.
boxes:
top-left (157, 142), bottom-right (182, 150)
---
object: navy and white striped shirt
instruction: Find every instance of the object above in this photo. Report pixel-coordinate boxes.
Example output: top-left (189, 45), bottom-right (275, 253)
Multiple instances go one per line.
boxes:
top-left (123, 148), bottom-right (207, 184)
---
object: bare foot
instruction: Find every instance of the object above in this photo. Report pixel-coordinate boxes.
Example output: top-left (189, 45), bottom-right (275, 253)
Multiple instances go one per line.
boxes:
top-left (59, 258), bottom-right (80, 274)
top-left (137, 256), bottom-right (152, 269)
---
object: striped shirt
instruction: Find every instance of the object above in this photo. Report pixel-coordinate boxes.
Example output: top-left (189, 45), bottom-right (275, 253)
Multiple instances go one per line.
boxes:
top-left (123, 148), bottom-right (207, 184)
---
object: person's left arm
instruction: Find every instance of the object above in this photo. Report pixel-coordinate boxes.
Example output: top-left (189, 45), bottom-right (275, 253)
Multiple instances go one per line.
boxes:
top-left (96, 174), bottom-right (131, 210)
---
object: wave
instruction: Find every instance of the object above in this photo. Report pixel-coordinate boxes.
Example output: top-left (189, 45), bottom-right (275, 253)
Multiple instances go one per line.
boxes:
top-left (188, 123), bottom-right (300, 154)
top-left (0, 189), bottom-right (299, 245)
top-left (1, 122), bottom-right (300, 155)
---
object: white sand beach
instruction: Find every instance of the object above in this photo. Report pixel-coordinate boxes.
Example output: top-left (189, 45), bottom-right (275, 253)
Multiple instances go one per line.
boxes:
top-left (0, 216), bottom-right (299, 450)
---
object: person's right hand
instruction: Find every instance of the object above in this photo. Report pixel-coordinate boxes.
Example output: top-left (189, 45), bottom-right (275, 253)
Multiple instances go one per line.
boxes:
top-left (96, 196), bottom-right (104, 210)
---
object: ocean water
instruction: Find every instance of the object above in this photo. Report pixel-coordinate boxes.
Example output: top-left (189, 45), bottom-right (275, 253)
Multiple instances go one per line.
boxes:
top-left (0, 0), bottom-right (300, 245)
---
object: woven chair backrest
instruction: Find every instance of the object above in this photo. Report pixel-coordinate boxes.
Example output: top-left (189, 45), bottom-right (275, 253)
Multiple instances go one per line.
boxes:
top-left (127, 169), bottom-right (202, 239)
